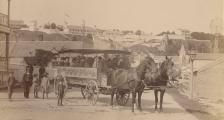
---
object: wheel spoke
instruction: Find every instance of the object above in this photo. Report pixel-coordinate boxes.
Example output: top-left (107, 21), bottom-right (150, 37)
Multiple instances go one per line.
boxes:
top-left (116, 91), bottom-right (130, 106)
top-left (84, 80), bottom-right (99, 105)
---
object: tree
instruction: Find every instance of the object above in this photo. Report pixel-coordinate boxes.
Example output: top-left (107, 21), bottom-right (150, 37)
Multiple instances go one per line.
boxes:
top-left (157, 31), bottom-right (175, 36)
top-left (56, 25), bottom-right (64, 31)
top-left (135, 30), bottom-right (142, 35)
top-left (44, 24), bottom-right (50, 29)
top-left (50, 23), bottom-right (57, 29)
top-left (191, 32), bottom-right (214, 40)
top-left (24, 49), bottom-right (55, 66)
top-left (122, 30), bottom-right (133, 35)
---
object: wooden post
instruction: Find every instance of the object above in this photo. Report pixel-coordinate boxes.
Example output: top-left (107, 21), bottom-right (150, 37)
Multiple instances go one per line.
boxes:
top-left (188, 52), bottom-right (196, 99)
top-left (6, 0), bottom-right (11, 72)
top-left (6, 35), bottom-right (9, 72)
top-left (190, 59), bottom-right (194, 99)
top-left (1, 72), bottom-right (3, 85)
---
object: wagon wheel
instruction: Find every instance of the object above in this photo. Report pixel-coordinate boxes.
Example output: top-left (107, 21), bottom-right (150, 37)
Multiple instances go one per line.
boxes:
top-left (84, 80), bottom-right (99, 105)
top-left (116, 91), bottom-right (130, 106)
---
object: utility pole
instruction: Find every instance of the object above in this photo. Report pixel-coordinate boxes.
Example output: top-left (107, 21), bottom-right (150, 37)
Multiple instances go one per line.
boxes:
top-left (213, 32), bottom-right (219, 53)
top-left (210, 18), bottom-right (223, 53)
top-left (6, 0), bottom-right (11, 72)
top-left (82, 19), bottom-right (86, 36)
top-left (82, 20), bottom-right (86, 48)
top-left (188, 51), bottom-right (196, 99)
top-left (190, 57), bottom-right (194, 99)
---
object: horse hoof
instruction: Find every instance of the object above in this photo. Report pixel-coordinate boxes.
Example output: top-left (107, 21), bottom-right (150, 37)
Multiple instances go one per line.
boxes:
top-left (159, 109), bottom-right (163, 113)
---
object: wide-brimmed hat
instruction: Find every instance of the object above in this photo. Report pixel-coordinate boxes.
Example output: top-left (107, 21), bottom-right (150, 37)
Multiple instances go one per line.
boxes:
top-left (44, 72), bottom-right (49, 76)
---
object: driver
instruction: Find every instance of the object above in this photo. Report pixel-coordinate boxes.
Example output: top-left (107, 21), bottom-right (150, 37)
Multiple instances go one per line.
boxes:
top-left (138, 55), bottom-right (155, 82)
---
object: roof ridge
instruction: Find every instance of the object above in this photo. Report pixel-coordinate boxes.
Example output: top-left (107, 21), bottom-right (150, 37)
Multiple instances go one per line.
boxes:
top-left (197, 55), bottom-right (224, 73)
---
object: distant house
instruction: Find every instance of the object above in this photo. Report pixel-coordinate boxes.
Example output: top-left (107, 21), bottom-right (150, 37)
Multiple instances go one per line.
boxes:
top-left (103, 29), bottom-right (122, 36)
top-left (66, 25), bottom-right (97, 35)
top-left (175, 29), bottom-right (191, 39)
top-left (178, 44), bottom-right (190, 66)
top-left (159, 32), bottom-right (212, 54)
top-left (10, 20), bottom-right (27, 29)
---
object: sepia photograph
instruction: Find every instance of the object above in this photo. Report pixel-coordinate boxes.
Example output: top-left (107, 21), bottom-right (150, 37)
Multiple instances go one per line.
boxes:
top-left (0, 0), bottom-right (224, 120)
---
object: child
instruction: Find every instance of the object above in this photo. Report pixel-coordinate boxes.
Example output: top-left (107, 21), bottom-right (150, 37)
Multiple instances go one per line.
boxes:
top-left (41, 73), bottom-right (50, 99)
top-left (55, 74), bottom-right (67, 106)
top-left (33, 74), bottom-right (40, 98)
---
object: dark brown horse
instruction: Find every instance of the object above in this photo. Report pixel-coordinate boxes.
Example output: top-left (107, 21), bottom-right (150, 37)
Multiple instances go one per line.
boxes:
top-left (110, 57), bottom-right (174, 112)
top-left (110, 56), bottom-right (156, 112)
top-left (144, 58), bottom-right (174, 112)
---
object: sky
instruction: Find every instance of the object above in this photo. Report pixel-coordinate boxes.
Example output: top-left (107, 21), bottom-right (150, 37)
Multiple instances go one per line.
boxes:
top-left (5, 0), bottom-right (224, 34)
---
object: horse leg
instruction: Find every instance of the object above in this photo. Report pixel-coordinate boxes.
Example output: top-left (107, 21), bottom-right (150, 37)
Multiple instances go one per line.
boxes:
top-left (154, 89), bottom-right (158, 110)
top-left (159, 89), bottom-right (165, 112)
top-left (57, 92), bottom-right (61, 106)
top-left (36, 87), bottom-right (39, 98)
top-left (57, 97), bottom-right (60, 106)
top-left (46, 88), bottom-right (48, 98)
top-left (111, 89), bottom-right (115, 106)
top-left (43, 90), bottom-right (45, 99)
top-left (34, 90), bottom-right (36, 98)
top-left (60, 97), bottom-right (63, 106)
top-left (132, 91), bottom-right (136, 112)
top-left (138, 91), bottom-right (143, 111)
top-left (61, 89), bottom-right (64, 106)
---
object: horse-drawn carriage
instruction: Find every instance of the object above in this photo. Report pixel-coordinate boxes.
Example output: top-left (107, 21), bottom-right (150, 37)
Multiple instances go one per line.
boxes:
top-left (51, 49), bottom-right (132, 105)
top-left (49, 48), bottom-right (180, 112)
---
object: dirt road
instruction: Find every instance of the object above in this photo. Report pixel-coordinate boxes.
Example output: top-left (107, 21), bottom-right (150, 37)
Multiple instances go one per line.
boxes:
top-left (0, 88), bottom-right (220, 120)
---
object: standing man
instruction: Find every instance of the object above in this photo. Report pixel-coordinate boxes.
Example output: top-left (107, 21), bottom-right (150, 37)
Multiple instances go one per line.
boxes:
top-left (23, 67), bottom-right (33, 98)
top-left (112, 55), bottom-right (120, 70)
top-left (7, 72), bottom-right (15, 99)
top-left (137, 55), bottom-right (155, 81)
top-left (55, 73), bottom-right (68, 106)
top-left (27, 64), bottom-right (33, 75)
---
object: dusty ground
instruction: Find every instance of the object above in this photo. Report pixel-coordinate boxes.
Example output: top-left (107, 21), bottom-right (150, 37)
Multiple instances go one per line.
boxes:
top-left (0, 87), bottom-right (222, 120)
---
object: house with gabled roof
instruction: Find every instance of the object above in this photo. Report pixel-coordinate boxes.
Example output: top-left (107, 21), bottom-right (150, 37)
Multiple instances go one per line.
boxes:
top-left (192, 54), bottom-right (224, 101)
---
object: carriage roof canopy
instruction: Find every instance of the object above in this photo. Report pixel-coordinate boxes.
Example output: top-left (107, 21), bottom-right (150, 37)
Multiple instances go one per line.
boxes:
top-left (57, 49), bottom-right (131, 55)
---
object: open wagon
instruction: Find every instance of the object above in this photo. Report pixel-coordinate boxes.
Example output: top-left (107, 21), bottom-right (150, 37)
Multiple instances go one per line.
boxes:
top-left (51, 49), bottom-right (132, 105)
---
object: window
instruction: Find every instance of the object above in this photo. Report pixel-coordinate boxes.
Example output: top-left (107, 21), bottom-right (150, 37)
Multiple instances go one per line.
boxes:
top-left (0, 0), bottom-right (8, 15)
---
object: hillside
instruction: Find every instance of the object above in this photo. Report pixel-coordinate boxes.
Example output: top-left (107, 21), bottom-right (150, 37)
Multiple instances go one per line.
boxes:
top-left (129, 39), bottom-right (211, 56)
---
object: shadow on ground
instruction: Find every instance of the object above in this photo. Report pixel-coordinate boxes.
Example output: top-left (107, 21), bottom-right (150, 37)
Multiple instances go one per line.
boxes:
top-left (167, 89), bottom-right (219, 120)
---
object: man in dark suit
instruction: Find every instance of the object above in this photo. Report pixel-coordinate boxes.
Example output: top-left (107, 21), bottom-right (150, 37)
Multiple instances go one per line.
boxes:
top-left (23, 67), bottom-right (33, 98)
top-left (27, 64), bottom-right (33, 75)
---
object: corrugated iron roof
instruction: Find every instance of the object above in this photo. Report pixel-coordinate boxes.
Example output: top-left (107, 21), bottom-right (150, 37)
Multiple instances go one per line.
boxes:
top-left (194, 53), bottom-right (224, 60)
top-left (0, 41), bottom-right (83, 58)
top-left (196, 55), bottom-right (224, 73)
